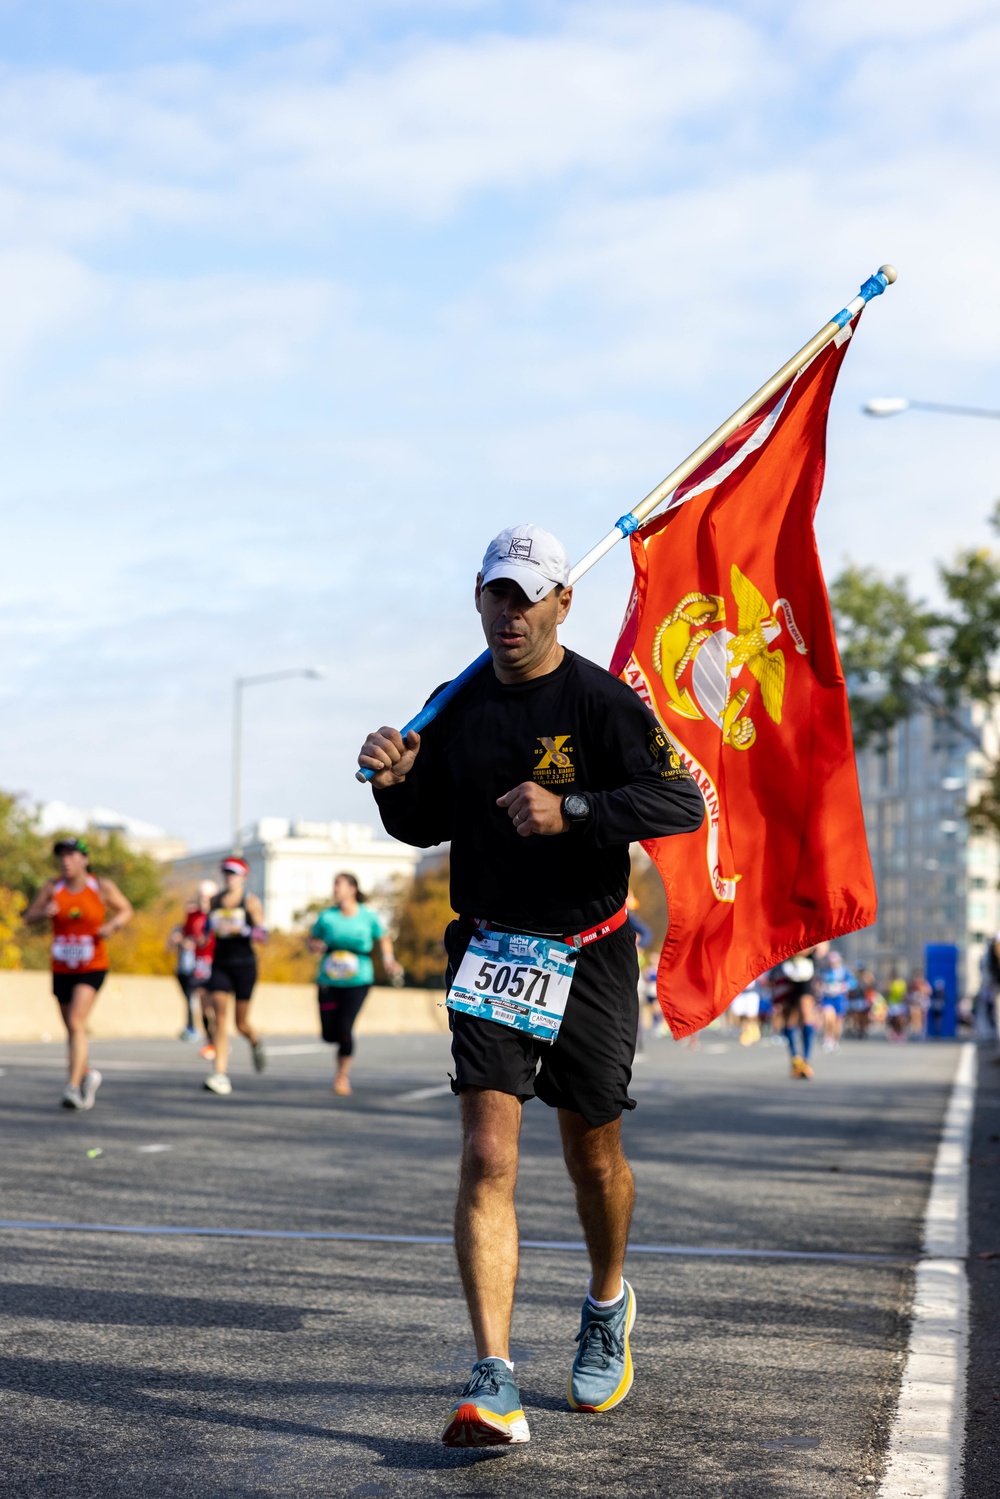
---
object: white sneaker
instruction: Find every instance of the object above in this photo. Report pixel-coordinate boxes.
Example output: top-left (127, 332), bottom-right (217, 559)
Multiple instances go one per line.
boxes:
top-left (61, 1084), bottom-right (83, 1110)
top-left (204, 1073), bottom-right (232, 1095)
top-left (79, 1070), bottom-right (103, 1110)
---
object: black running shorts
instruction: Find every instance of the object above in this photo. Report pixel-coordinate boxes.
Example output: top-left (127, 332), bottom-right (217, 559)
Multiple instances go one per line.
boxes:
top-left (53, 970), bottom-right (107, 1005)
top-left (445, 917), bottom-right (639, 1128)
top-left (207, 958), bottom-right (257, 1002)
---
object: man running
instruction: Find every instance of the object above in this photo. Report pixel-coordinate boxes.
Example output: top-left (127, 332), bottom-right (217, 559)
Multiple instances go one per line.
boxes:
top-left (359, 523), bottom-right (704, 1447)
top-left (202, 857), bottom-right (266, 1096)
top-left (23, 836), bottom-right (134, 1110)
top-left (168, 880), bottom-right (217, 1043)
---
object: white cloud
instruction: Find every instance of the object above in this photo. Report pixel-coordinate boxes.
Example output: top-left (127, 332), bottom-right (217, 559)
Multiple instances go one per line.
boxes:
top-left (0, 247), bottom-right (100, 381)
top-left (0, 1), bottom-right (998, 841)
top-left (786, 0), bottom-right (1000, 45)
top-left (89, 274), bottom-right (343, 392)
top-left (235, 6), bottom-right (769, 211)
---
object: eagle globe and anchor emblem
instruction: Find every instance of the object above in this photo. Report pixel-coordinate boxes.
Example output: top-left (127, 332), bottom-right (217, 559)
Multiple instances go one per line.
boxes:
top-left (651, 564), bottom-right (807, 749)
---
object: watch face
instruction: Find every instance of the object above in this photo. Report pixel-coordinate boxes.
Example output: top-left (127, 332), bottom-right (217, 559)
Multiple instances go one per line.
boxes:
top-left (564, 795), bottom-right (588, 818)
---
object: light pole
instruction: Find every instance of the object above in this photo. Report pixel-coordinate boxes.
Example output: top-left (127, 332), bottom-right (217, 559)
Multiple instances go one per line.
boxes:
top-left (863, 397), bottom-right (1000, 419)
top-left (231, 668), bottom-right (326, 853)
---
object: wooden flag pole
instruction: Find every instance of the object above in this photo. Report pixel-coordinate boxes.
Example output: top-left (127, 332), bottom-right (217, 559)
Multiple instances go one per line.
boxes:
top-left (356, 264), bottom-right (897, 783)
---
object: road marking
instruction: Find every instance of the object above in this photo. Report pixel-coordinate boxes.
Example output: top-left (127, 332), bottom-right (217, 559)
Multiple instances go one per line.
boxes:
top-left (878, 1042), bottom-right (975, 1499)
top-left (0, 1217), bottom-right (908, 1263)
top-left (260, 1044), bottom-right (327, 1056)
top-left (397, 1082), bottom-right (453, 1101)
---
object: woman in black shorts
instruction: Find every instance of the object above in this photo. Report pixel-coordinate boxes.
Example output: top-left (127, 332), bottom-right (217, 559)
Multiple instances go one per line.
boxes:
top-left (308, 872), bottom-right (402, 1096)
top-left (203, 857), bottom-right (266, 1096)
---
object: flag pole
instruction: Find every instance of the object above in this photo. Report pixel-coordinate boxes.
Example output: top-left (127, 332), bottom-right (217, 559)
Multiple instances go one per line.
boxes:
top-left (356, 264), bottom-right (897, 783)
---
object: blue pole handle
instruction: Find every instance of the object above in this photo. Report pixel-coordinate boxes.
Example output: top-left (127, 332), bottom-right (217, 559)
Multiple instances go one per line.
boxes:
top-left (355, 649), bottom-right (493, 783)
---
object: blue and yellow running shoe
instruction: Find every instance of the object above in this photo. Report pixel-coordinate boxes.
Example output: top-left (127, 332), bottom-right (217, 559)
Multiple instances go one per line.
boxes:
top-left (568, 1281), bottom-right (636, 1412)
top-left (442, 1357), bottom-right (530, 1447)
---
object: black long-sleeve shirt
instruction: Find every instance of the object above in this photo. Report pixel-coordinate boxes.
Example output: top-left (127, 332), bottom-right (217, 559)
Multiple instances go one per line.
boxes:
top-left (373, 649), bottom-right (705, 933)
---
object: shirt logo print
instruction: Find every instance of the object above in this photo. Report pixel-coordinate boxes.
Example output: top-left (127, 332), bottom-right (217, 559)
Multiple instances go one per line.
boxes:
top-left (533, 735), bottom-right (575, 786)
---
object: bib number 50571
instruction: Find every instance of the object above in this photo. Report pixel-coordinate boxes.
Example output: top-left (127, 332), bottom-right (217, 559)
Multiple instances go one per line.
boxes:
top-left (447, 928), bottom-right (577, 1042)
top-left (473, 962), bottom-right (551, 1006)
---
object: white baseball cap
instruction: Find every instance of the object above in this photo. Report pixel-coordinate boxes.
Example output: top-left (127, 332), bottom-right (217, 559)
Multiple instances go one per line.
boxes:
top-left (480, 524), bottom-right (571, 602)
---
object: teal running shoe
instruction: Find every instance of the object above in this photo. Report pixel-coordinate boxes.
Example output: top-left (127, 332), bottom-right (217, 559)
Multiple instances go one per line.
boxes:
top-left (442, 1357), bottom-right (530, 1447)
top-left (568, 1281), bottom-right (636, 1412)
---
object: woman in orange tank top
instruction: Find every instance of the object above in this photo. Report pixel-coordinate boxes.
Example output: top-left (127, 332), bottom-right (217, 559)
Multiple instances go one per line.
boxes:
top-left (24, 836), bottom-right (134, 1111)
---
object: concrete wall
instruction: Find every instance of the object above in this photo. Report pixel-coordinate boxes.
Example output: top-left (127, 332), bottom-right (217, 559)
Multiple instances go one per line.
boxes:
top-left (0, 971), bottom-right (449, 1043)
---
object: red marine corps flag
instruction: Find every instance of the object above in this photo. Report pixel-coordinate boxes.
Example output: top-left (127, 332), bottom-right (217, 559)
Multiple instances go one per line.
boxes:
top-left (611, 318), bottom-right (877, 1037)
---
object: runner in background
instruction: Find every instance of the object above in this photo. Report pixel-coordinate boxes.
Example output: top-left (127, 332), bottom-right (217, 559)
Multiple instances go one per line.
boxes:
top-left (907, 970), bottom-right (932, 1040)
top-left (771, 951), bottom-right (817, 1079)
top-left (886, 971), bottom-right (909, 1042)
top-left (756, 971), bottom-right (776, 1039)
top-left (168, 880), bottom-right (217, 1043)
top-left (847, 967), bottom-right (873, 1038)
top-left (307, 872), bottom-right (402, 1096)
top-left (639, 951), bottom-right (665, 1038)
top-left (23, 836), bottom-right (134, 1110)
top-left (818, 949), bottom-right (854, 1052)
top-left (202, 857), bottom-right (266, 1096)
top-left (730, 979), bottom-right (761, 1046)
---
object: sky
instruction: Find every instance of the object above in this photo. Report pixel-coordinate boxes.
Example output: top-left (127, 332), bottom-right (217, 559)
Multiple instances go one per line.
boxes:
top-left (1, 0), bottom-right (999, 849)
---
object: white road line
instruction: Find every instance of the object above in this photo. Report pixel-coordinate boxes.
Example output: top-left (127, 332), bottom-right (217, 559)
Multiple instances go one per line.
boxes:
top-left (260, 1044), bottom-right (327, 1056)
top-left (879, 1043), bottom-right (976, 1499)
top-left (397, 1082), bottom-right (453, 1101)
top-left (0, 1218), bottom-right (907, 1262)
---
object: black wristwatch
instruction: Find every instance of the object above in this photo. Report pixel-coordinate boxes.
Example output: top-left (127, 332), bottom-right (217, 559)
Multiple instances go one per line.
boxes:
top-left (562, 793), bottom-right (590, 824)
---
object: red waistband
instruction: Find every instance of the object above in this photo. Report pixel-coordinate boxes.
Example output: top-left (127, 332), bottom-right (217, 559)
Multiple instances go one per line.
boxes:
top-left (566, 904), bottom-right (629, 950)
top-left (473, 904), bottom-right (629, 952)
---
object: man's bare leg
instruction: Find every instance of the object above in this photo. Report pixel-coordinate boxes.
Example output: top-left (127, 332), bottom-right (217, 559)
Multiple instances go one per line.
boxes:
top-left (559, 1111), bottom-right (634, 1300)
top-left (454, 1088), bottom-right (522, 1360)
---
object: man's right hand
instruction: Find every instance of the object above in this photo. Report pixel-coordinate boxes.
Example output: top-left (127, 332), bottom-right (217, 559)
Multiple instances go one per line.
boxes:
top-left (358, 726), bottom-right (421, 789)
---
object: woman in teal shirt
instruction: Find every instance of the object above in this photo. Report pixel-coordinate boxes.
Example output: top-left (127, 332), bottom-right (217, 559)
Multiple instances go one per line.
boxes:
top-left (309, 872), bottom-right (402, 1096)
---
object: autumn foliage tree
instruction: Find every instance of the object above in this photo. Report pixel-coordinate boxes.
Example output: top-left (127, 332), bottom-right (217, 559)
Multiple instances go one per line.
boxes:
top-left (0, 793), bottom-right (165, 970)
top-left (392, 859), bottom-right (455, 988)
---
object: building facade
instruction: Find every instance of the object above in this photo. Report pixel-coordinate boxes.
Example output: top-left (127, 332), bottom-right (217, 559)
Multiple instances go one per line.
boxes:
top-left (846, 703), bottom-right (1000, 997)
top-left (170, 819), bottom-right (421, 930)
top-left (38, 801), bottom-right (189, 863)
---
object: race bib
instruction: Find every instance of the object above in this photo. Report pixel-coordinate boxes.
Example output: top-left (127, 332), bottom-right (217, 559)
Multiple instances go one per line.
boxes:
top-left (193, 956), bottom-right (213, 984)
top-left (323, 949), bottom-right (361, 982)
top-left (52, 936), bottom-right (95, 969)
top-left (211, 908), bottom-right (246, 939)
top-left (447, 928), bottom-right (577, 1043)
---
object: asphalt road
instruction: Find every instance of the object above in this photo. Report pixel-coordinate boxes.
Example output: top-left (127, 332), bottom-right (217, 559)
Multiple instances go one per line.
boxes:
top-left (0, 1025), bottom-right (982, 1497)
top-left (966, 1041), bottom-right (1000, 1498)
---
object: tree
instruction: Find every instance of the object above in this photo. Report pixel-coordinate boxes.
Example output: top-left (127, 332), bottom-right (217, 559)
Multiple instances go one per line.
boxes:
top-left (0, 792), bottom-right (52, 900)
top-left (392, 859), bottom-right (455, 987)
top-left (105, 896), bottom-right (182, 976)
top-left (828, 565), bottom-right (933, 746)
top-left (629, 854), bottom-right (668, 952)
top-left (0, 791), bottom-right (165, 968)
top-left (0, 887), bottom-right (26, 969)
top-left (831, 504), bottom-right (1000, 835)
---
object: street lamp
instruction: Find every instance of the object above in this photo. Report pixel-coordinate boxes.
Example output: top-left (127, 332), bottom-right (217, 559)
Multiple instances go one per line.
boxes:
top-left (863, 396), bottom-right (1000, 419)
top-left (231, 668), bottom-right (326, 853)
